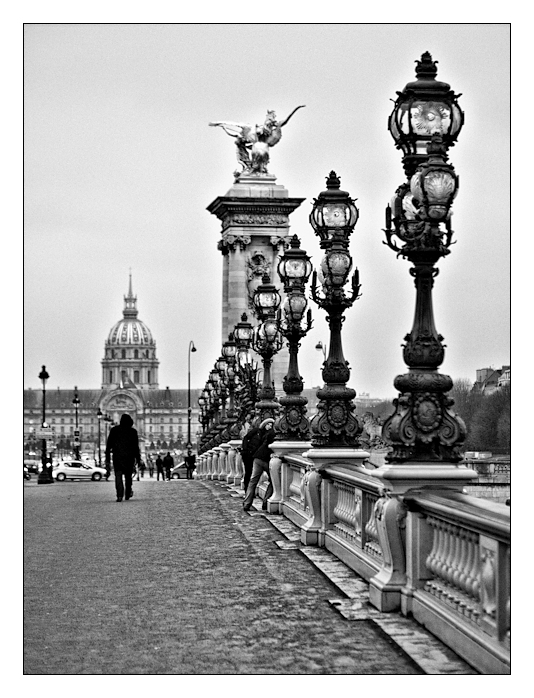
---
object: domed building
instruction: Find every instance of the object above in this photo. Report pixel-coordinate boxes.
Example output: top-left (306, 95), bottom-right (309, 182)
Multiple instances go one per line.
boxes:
top-left (23, 277), bottom-right (201, 462)
top-left (102, 275), bottom-right (160, 390)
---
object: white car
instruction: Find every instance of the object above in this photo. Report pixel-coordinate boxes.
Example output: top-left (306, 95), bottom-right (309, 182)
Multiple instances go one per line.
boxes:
top-left (53, 460), bottom-right (107, 482)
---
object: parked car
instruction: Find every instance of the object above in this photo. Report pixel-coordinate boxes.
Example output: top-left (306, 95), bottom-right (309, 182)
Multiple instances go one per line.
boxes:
top-left (53, 461), bottom-right (107, 482)
top-left (171, 461), bottom-right (187, 479)
top-left (24, 459), bottom-right (40, 474)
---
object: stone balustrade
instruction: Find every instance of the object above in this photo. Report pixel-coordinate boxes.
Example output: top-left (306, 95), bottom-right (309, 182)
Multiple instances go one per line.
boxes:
top-left (401, 490), bottom-right (510, 674)
top-left (196, 437), bottom-right (510, 673)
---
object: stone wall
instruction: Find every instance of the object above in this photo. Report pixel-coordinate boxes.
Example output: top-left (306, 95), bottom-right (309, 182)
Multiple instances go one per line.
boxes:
top-left (462, 460), bottom-right (510, 504)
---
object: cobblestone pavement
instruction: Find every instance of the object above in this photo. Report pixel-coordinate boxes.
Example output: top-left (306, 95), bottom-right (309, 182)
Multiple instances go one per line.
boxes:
top-left (23, 476), bottom-right (476, 675)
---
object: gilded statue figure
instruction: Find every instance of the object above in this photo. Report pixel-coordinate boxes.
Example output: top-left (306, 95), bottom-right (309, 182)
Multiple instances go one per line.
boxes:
top-left (209, 106), bottom-right (305, 177)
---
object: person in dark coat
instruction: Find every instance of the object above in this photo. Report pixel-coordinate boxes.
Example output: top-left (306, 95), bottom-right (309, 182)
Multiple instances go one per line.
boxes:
top-left (105, 413), bottom-right (140, 502)
top-left (139, 459), bottom-right (146, 478)
top-left (163, 452), bottom-right (174, 481)
top-left (184, 449), bottom-right (196, 479)
top-left (155, 454), bottom-right (164, 481)
top-left (240, 420), bottom-right (263, 494)
top-left (147, 456), bottom-right (154, 478)
top-left (243, 418), bottom-right (276, 512)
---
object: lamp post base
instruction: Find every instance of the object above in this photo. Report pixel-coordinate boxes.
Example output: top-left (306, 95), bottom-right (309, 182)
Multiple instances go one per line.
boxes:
top-left (37, 467), bottom-right (54, 484)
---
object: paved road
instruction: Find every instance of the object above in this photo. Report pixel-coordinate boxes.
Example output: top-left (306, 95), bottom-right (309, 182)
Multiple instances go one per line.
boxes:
top-left (23, 476), bottom-right (464, 675)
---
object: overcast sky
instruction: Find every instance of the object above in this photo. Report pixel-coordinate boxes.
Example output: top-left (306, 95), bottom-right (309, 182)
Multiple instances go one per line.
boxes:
top-left (23, 23), bottom-right (510, 398)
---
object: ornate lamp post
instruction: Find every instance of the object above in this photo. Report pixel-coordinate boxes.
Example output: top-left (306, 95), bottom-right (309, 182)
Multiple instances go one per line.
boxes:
top-left (231, 315), bottom-right (260, 427)
top-left (103, 413), bottom-right (112, 454)
top-left (275, 235), bottom-right (313, 439)
top-left (309, 172), bottom-right (361, 447)
top-left (97, 408), bottom-right (102, 467)
top-left (382, 53), bottom-right (466, 462)
top-left (37, 365), bottom-right (53, 484)
top-left (251, 274), bottom-right (283, 421)
top-left (187, 340), bottom-right (197, 450)
top-left (221, 334), bottom-right (242, 439)
top-left (206, 375), bottom-right (221, 447)
top-left (72, 386), bottom-right (80, 459)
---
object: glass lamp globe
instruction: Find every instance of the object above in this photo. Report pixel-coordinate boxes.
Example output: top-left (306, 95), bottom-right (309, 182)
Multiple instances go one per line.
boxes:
top-left (321, 250), bottom-right (352, 287)
top-left (310, 172), bottom-right (359, 241)
top-left (410, 134), bottom-right (458, 221)
top-left (388, 52), bottom-right (463, 174)
top-left (253, 274), bottom-right (281, 319)
top-left (277, 235), bottom-right (313, 286)
top-left (222, 334), bottom-right (237, 360)
top-left (283, 293), bottom-right (307, 322)
top-left (234, 313), bottom-right (254, 344)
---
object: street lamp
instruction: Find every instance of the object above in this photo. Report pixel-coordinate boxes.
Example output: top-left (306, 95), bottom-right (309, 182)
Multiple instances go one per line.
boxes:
top-left (382, 53), bottom-right (466, 463)
top-left (220, 335), bottom-right (241, 439)
top-left (309, 172), bottom-right (361, 447)
top-left (187, 340), bottom-right (197, 451)
top-left (72, 386), bottom-right (80, 459)
top-left (232, 313), bottom-right (260, 427)
top-left (103, 413), bottom-right (112, 451)
top-left (251, 273), bottom-right (283, 422)
top-left (97, 408), bottom-right (103, 467)
top-left (37, 365), bottom-right (53, 484)
top-left (275, 235), bottom-right (313, 439)
top-left (388, 51), bottom-right (464, 179)
top-left (315, 341), bottom-right (327, 361)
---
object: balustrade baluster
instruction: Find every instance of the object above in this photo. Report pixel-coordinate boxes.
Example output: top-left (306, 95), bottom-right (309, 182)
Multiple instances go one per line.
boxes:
top-left (463, 532), bottom-right (478, 600)
top-left (434, 520), bottom-right (447, 580)
top-left (426, 519), bottom-right (439, 578)
top-left (445, 523), bottom-right (460, 586)
top-left (454, 529), bottom-right (468, 588)
top-left (354, 492), bottom-right (361, 538)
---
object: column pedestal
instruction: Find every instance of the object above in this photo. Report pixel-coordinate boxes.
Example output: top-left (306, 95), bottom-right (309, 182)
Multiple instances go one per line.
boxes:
top-left (268, 441), bottom-right (311, 514)
top-left (368, 460), bottom-right (478, 612)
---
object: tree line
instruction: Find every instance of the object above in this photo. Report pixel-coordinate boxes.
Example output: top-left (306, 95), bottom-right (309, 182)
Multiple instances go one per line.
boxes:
top-left (358, 379), bottom-right (510, 454)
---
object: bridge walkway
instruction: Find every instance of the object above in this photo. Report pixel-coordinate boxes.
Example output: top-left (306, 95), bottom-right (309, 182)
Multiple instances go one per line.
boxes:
top-left (23, 476), bottom-right (477, 675)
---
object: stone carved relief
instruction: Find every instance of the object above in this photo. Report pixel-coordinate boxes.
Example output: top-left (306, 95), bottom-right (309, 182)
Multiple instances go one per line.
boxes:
top-left (107, 395), bottom-right (136, 410)
top-left (219, 232), bottom-right (251, 252)
top-left (270, 235), bottom-right (291, 250)
top-left (232, 214), bottom-right (287, 227)
top-left (246, 252), bottom-right (271, 308)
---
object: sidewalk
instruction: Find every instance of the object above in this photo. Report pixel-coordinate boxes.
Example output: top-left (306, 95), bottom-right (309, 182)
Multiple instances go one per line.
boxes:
top-left (23, 477), bottom-right (476, 675)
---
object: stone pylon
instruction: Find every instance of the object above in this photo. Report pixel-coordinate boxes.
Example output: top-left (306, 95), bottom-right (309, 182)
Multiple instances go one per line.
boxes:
top-left (207, 174), bottom-right (304, 392)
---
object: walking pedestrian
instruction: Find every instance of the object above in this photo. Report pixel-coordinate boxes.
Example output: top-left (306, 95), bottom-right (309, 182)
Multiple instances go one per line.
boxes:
top-left (139, 459), bottom-right (146, 478)
top-left (163, 451), bottom-right (174, 481)
top-left (105, 413), bottom-right (140, 502)
top-left (243, 418), bottom-right (276, 512)
top-left (184, 449), bottom-right (196, 479)
top-left (240, 418), bottom-right (263, 495)
top-left (155, 454), bottom-right (164, 481)
top-left (148, 455), bottom-right (154, 478)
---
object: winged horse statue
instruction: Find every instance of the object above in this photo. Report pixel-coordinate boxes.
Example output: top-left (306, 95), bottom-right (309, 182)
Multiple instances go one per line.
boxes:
top-left (210, 106), bottom-right (305, 177)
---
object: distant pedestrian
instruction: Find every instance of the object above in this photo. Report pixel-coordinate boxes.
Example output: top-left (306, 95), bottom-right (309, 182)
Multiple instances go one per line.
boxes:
top-left (156, 455), bottom-right (164, 481)
top-left (163, 452), bottom-right (174, 481)
top-left (148, 456), bottom-right (154, 478)
top-left (243, 418), bottom-right (276, 512)
top-left (184, 450), bottom-right (196, 479)
top-left (105, 413), bottom-right (140, 502)
top-left (139, 459), bottom-right (146, 478)
top-left (240, 419), bottom-right (263, 495)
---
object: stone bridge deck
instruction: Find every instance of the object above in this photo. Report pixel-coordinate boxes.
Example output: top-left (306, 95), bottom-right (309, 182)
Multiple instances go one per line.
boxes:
top-left (23, 477), bottom-right (478, 675)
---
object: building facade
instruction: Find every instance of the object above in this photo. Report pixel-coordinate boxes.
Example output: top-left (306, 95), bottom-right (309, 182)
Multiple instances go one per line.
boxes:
top-left (473, 365), bottom-right (511, 395)
top-left (24, 278), bottom-right (201, 461)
